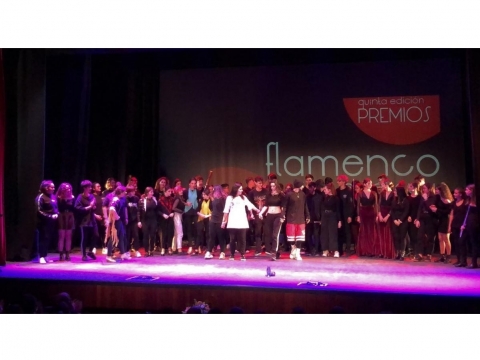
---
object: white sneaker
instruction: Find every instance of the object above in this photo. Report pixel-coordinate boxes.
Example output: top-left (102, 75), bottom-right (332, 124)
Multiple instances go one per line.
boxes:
top-left (135, 251), bottom-right (142, 258)
top-left (334, 251), bottom-right (340, 258)
top-left (245, 250), bottom-right (250, 253)
top-left (204, 251), bottom-right (213, 259)
top-left (92, 247), bottom-right (97, 255)
top-left (102, 248), bottom-right (108, 255)
top-left (106, 256), bottom-right (116, 263)
top-left (39, 257), bottom-right (47, 264)
top-left (295, 248), bottom-right (302, 261)
top-left (322, 250), bottom-right (328, 257)
top-left (289, 245), bottom-right (296, 259)
top-left (219, 252), bottom-right (225, 260)
top-left (121, 253), bottom-right (130, 260)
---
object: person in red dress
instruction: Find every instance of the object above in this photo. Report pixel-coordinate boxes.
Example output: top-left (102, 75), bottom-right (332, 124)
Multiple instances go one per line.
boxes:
top-left (356, 178), bottom-right (378, 257)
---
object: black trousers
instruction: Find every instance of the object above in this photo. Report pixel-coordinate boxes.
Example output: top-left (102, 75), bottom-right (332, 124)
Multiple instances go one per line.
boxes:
top-left (305, 222), bottom-right (313, 253)
top-left (417, 215), bottom-right (438, 256)
top-left (392, 221), bottom-right (408, 253)
top-left (247, 219), bottom-right (255, 247)
top-left (36, 218), bottom-right (56, 258)
top-left (127, 221), bottom-right (140, 251)
top-left (451, 228), bottom-right (466, 264)
top-left (196, 218), bottom-right (210, 248)
top-left (312, 222), bottom-right (321, 254)
top-left (465, 225), bottom-right (479, 266)
top-left (184, 214), bottom-right (197, 247)
top-left (80, 226), bottom-right (95, 256)
top-left (320, 212), bottom-right (338, 252)
top-left (142, 218), bottom-right (157, 252)
top-left (253, 216), bottom-right (265, 253)
top-left (407, 221), bottom-right (418, 253)
top-left (229, 228), bottom-right (247, 256)
top-left (93, 218), bottom-right (106, 249)
top-left (209, 222), bottom-right (226, 253)
top-left (338, 215), bottom-right (352, 255)
top-left (264, 213), bottom-right (283, 254)
top-left (161, 217), bottom-right (175, 250)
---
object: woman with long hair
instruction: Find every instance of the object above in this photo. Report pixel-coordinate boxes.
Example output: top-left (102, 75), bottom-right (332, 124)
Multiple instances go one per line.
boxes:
top-left (105, 186), bottom-right (129, 263)
top-left (172, 185), bottom-right (186, 254)
top-left (138, 187), bottom-right (158, 257)
top-left (207, 185), bottom-right (227, 259)
top-left (75, 180), bottom-right (99, 262)
top-left (35, 180), bottom-right (59, 264)
top-left (356, 178), bottom-right (378, 257)
top-left (222, 182), bottom-right (259, 261)
top-left (102, 178), bottom-right (116, 197)
top-left (320, 184), bottom-right (342, 258)
top-left (461, 184), bottom-right (478, 269)
top-left (406, 182), bottom-right (421, 258)
top-left (196, 190), bottom-right (212, 256)
top-left (127, 175), bottom-right (142, 198)
top-left (434, 182), bottom-right (454, 263)
top-left (260, 181), bottom-right (286, 261)
top-left (449, 187), bottom-right (467, 267)
top-left (154, 177), bottom-right (169, 199)
top-left (414, 183), bottom-right (439, 262)
top-left (350, 180), bottom-right (363, 250)
top-left (154, 177), bottom-right (169, 251)
top-left (376, 180), bottom-right (395, 259)
top-left (390, 186), bottom-right (410, 260)
top-left (158, 187), bottom-right (175, 255)
top-left (92, 182), bottom-right (107, 255)
top-left (56, 183), bottom-right (75, 261)
top-left (125, 185), bottom-right (141, 258)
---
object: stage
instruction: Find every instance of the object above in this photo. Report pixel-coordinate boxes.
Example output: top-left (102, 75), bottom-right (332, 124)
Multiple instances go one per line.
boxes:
top-left (1, 248), bottom-right (479, 314)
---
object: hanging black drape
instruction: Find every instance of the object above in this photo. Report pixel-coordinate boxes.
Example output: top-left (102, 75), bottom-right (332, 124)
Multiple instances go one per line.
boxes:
top-left (45, 54), bottom-right (161, 194)
top-left (45, 54), bottom-right (92, 195)
top-left (466, 49), bottom-right (480, 206)
top-left (4, 51), bottom-right (162, 260)
top-left (0, 49), bottom-right (6, 266)
top-left (4, 49), bottom-right (46, 261)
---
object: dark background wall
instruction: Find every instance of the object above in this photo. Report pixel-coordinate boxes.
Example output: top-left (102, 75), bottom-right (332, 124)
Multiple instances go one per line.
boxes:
top-left (3, 48), bottom-right (479, 260)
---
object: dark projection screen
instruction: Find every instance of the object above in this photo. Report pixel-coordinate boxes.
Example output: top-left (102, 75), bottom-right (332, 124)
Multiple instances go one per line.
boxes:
top-left (159, 58), bottom-right (465, 188)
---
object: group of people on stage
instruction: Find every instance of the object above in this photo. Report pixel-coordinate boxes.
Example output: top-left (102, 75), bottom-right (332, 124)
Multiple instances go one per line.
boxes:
top-left (35, 172), bottom-right (479, 268)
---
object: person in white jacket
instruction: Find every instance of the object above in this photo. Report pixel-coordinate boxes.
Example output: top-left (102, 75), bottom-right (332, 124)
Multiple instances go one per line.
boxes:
top-left (222, 182), bottom-right (260, 261)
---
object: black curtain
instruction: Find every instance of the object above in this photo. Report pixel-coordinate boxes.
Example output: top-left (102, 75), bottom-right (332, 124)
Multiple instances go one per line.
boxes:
top-left (466, 49), bottom-right (480, 206)
top-left (4, 49), bottom-right (46, 260)
top-left (0, 49), bottom-right (6, 266)
top-left (45, 53), bottom-right (161, 194)
top-left (45, 54), bottom-right (92, 194)
top-left (5, 50), bottom-right (162, 260)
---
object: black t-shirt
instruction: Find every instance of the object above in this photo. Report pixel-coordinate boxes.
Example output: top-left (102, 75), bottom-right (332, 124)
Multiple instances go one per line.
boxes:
top-left (126, 195), bottom-right (140, 222)
top-left (247, 189), bottom-right (268, 209)
top-left (210, 197), bottom-right (226, 224)
top-left (451, 202), bottom-right (467, 230)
